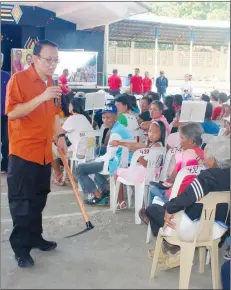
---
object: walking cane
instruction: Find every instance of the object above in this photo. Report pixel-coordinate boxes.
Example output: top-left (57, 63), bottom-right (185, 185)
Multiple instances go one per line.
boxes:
top-left (55, 137), bottom-right (94, 238)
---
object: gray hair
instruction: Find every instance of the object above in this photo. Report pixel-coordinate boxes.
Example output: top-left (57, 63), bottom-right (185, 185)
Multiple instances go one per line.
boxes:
top-left (205, 136), bottom-right (230, 169)
top-left (179, 123), bottom-right (204, 146)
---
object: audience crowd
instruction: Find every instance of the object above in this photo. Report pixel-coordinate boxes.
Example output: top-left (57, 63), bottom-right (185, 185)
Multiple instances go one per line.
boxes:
top-left (1, 54), bottom-right (230, 287)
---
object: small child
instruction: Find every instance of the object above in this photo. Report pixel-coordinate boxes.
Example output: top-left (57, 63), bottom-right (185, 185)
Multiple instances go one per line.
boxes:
top-left (111, 120), bottom-right (166, 209)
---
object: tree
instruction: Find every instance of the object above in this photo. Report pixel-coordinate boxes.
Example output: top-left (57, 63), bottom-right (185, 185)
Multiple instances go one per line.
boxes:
top-left (151, 2), bottom-right (230, 21)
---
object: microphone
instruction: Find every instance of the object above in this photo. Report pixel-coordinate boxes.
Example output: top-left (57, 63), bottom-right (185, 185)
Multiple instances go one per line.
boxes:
top-left (52, 74), bottom-right (59, 107)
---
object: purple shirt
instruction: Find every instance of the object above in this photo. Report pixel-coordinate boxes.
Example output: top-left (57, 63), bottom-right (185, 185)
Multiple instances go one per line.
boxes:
top-left (1, 70), bottom-right (11, 116)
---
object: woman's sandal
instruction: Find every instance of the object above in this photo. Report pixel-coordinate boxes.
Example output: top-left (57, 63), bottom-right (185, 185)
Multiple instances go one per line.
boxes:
top-left (116, 201), bottom-right (127, 211)
top-left (52, 178), bottom-right (65, 186)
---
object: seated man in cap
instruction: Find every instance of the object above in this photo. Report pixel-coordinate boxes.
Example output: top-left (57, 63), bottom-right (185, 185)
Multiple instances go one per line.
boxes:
top-left (75, 103), bottom-right (132, 205)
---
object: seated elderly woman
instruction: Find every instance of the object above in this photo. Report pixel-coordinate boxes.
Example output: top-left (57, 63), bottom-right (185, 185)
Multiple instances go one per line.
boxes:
top-left (139, 123), bottom-right (204, 224)
top-left (146, 136), bottom-right (230, 270)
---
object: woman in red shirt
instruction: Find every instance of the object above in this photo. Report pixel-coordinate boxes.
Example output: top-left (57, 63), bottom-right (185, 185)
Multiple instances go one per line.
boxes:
top-left (212, 92), bottom-right (228, 120)
top-left (142, 71), bottom-right (152, 93)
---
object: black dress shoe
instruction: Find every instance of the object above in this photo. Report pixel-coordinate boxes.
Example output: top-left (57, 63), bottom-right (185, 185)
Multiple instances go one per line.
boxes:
top-left (34, 239), bottom-right (57, 251)
top-left (15, 254), bottom-right (35, 268)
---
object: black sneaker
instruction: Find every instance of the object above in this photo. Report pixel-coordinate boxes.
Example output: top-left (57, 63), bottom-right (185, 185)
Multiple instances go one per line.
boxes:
top-left (33, 238), bottom-right (57, 251)
top-left (15, 254), bottom-right (35, 268)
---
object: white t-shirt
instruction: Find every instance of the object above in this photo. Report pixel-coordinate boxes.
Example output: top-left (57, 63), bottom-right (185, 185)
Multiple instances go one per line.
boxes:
top-left (62, 114), bottom-right (93, 151)
top-left (181, 81), bottom-right (193, 94)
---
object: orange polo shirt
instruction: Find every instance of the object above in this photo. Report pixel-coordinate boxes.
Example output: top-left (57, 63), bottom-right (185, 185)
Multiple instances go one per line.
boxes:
top-left (5, 65), bottom-right (59, 165)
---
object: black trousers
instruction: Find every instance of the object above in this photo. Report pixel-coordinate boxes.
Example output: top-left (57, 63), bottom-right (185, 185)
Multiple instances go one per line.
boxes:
top-left (1, 115), bottom-right (9, 171)
top-left (146, 203), bottom-right (230, 244)
top-left (7, 155), bottom-right (51, 257)
top-left (146, 204), bottom-right (165, 237)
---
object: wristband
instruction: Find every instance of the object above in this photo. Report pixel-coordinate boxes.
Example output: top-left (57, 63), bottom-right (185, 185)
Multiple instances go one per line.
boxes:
top-left (57, 133), bottom-right (65, 139)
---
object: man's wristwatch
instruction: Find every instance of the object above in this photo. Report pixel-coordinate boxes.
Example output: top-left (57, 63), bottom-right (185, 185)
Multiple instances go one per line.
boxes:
top-left (57, 133), bottom-right (65, 139)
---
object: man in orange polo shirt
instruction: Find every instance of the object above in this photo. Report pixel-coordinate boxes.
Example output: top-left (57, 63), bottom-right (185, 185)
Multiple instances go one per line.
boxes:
top-left (6, 40), bottom-right (66, 268)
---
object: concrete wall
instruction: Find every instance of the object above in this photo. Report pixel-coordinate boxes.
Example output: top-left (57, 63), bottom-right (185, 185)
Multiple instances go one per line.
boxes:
top-left (108, 43), bottom-right (229, 82)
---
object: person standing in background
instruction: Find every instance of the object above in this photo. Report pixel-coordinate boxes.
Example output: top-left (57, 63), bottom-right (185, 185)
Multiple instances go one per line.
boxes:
top-left (130, 68), bottom-right (143, 95)
top-left (108, 69), bottom-right (122, 97)
top-left (142, 71), bottom-right (152, 93)
top-left (59, 69), bottom-right (70, 95)
top-left (12, 49), bottom-right (24, 74)
top-left (181, 74), bottom-right (193, 100)
top-left (155, 70), bottom-right (168, 101)
top-left (1, 53), bottom-right (10, 173)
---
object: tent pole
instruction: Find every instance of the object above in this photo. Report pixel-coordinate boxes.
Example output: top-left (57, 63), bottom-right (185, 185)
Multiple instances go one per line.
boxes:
top-left (103, 24), bottom-right (109, 87)
top-left (154, 27), bottom-right (159, 82)
top-left (189, 31), bottom-right (193, 75)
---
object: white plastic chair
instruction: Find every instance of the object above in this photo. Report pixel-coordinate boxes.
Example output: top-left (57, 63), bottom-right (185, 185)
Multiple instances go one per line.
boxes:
top-left (98, 146), bottom-right (130, 210)
top-left (69, 130), bottom-right (101, 173)
top-left (159, 146), bottom-right (183, 182)
top-left (167, 132), bottom-right (181, 149)
top-left (146, 165), bottom-right (204, 244)
top-left (150, 191), bottom-right (230, 289)
top-left (113, 147), bottom-right (166, 224)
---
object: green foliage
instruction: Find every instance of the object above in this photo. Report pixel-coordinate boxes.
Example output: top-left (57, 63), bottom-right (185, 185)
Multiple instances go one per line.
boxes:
top-left (151, 2), bottom-right (230, 21)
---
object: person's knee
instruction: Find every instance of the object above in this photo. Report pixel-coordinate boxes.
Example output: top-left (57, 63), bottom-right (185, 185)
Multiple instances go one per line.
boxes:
top-left (75, 163), bottom-right (85, 177)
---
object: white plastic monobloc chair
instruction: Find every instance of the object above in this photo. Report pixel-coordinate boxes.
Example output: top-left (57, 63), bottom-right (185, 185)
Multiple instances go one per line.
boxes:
top-left (150, 191), bottom-right (230, 289)
top-left (146, 165), bottom-right (204, 244)
top-left (113, 147), bottom-right (166, 224)
top-left (98, 145), bottom-right (130, 210)
top-left (69, 130), bottom-right (101, 173)
top-left (159, 146), bottom-right (183, 182)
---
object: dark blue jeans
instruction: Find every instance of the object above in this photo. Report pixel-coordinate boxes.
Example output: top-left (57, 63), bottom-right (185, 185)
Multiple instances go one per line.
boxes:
top-left (109, 90), bottom-right (120, 97)
top-left (149, 184), bottom-right (169, 204)
top-left (221, 261), bottom-right (230, 290)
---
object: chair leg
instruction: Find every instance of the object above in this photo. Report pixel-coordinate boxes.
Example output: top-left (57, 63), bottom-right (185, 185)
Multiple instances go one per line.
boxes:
top-left (113, 180), bottom-right (121, 214)
top-left (179, 243), bottom-right (195, 289)
top-left (109, 177), bottom-right (115, 211)
top-left (146, 223), bottom-right (152, 244)
top-left (150, 234), bottom-right (163, 279)
top-left (198, 247), bottom-right (206, 273)
top-left (127, 186), bottom-right (133, 208)
top-left (210, 240), bottom-right (220, 290)
top-left (70, 159), bottom-right (74, 174)
top-left (134, 183), bottom-right (145, 224)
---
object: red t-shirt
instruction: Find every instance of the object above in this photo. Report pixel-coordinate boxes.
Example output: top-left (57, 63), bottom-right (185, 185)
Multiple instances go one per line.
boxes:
top-left (108, 74), bottom-right (122, 90)
top-left (142, 77), bottom-right (152, 93)
top-left (59, 74), bottom-right (70, 94)
top-left (130, 75), bottom-right (143, 94)
top-left (212, 106), bottom-right (222, 120)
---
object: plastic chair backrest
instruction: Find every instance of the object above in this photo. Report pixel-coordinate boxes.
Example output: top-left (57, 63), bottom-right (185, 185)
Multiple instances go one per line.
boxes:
top-left (218, 128), bottom-right (226, 136)
top-left (127, 147), bottom-right (166, 184)
top-left (159, 146), bottom-right (183, 182)
top-left (172, 191), bottom-right (230, 243)
top-left (169, 165), bottom-right (204, 200)
top-left (167, 132), bottom-right (181, 148)
top-left (73, 130), bottom-right (101, 161)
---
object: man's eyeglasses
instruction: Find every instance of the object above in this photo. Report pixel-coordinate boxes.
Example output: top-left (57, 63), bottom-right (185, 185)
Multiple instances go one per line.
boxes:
top-left (38, 56), bottom-right (60, 64)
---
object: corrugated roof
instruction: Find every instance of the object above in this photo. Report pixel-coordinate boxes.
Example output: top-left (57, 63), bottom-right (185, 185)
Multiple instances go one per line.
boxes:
top-left (108, 15), bottom-right (230, 45)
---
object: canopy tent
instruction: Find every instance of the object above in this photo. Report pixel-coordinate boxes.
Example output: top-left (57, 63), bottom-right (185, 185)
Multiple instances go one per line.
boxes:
top-left (3, 1), bottom-right (152, 29)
